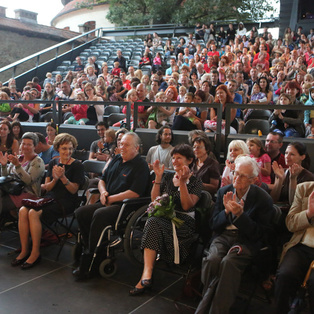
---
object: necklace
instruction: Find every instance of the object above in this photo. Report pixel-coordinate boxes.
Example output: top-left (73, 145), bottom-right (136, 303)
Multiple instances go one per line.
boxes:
top-left (59, 157), bottom-right (72, 165)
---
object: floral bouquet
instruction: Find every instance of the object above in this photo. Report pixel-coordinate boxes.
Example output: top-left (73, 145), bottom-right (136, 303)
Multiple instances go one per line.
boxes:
top-left (146, 194), bottom-right (184, 228)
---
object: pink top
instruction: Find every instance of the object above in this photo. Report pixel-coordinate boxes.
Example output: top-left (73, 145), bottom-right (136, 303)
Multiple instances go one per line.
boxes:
top-left (24, 103), bottom-right (35, 117)
top-left (251, 153), bottom-right (271, 184)
top-left (153, 57), bottom-right (162, 65)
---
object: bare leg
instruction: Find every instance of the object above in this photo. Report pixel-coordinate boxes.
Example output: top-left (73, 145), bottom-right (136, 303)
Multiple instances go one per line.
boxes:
top-left (12, 113), bottom-right (20, 121)
top-left (16, 206), bottom-right (30, 260)
top-left (194, 120), bottom-right (202, 130)
top-left (26, 209), bottom-right (42, 263)
top-left (135, 248), bottom-right (157, 288)
top-left (148, 120), bottom-right (157, 129)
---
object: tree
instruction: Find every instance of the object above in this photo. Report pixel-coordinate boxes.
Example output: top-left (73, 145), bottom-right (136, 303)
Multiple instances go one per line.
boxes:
top-left (77, 0), bottom-right (277, 26)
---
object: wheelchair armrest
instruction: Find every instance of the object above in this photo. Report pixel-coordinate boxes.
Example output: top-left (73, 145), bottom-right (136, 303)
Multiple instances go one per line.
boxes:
top-left (122, 197), bottom-right (151, 205)
top-left (89, 188), bottom-right (100, 194)
top-left (114, 197), bottom-right (151, 230)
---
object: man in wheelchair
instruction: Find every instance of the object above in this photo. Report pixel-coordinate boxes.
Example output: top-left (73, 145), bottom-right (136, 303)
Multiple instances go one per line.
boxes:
top-left (196, 155), bottom-right (274, 314)
top-left (275, 181), bottom-right (314, 313)
top-left (73, 133), bottom-right (150, 279)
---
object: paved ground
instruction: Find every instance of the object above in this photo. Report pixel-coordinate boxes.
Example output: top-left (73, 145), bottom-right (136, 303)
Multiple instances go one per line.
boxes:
top-left (0, 224), bottom-right (310, 314)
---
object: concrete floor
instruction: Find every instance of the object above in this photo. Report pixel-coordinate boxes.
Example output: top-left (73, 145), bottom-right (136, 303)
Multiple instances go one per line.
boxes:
top-left (0, 225), bottom-right (310, 314)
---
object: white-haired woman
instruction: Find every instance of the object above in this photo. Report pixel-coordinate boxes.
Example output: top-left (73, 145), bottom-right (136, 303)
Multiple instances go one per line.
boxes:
top-left (221, 140), bottom-right (249, 187)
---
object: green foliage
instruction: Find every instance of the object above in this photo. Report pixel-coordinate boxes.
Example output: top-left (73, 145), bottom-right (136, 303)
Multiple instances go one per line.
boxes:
top-left (76, 0), bottom-right (277, 26)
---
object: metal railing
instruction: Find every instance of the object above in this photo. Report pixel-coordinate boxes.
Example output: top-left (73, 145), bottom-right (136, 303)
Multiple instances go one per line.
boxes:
top-left (1, 99), bottom-right (312, 162)
top-left (0, 28), bottom-right (103, 87)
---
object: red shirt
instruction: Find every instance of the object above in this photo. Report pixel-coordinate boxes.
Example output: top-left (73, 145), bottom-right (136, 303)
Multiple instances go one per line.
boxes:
top-left (122, 79), bottom-right (131, 90)
top-left (111, 67), bottom-right (121, 77)
top-left (204, 63), bottom-right (214, 73)
top-left (252, 59), bottom-right (269, 71)
top-left (207, 51), bottom-right (220, 58)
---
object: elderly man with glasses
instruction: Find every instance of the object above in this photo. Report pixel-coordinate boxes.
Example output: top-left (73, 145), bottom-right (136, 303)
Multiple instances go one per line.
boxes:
top-left (196, 155), bottom-right (274, 314)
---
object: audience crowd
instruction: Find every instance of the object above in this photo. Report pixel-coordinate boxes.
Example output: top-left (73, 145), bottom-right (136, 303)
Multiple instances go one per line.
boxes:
top-left (0, 24), bottom-right (313, 314)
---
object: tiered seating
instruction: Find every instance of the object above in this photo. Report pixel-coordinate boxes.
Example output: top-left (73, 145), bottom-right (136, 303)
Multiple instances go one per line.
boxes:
top-left (50, 34), bottom-right (192, 80)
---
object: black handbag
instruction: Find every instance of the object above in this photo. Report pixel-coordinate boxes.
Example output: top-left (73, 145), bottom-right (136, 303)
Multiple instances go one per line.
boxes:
top-left (0, 175), bottom-right (25, 195)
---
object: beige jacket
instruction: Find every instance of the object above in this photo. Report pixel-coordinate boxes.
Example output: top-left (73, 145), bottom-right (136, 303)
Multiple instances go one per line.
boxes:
top-left (280, 181), bottom-right (314, 263)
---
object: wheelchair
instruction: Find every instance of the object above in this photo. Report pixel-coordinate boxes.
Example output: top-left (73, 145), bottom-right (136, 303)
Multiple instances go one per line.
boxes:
top-left (72, 195), bottom-right (151, 278)
top-left (123, 190), bottom-right (214, 276)
top-left (73, 190), bottom-right (213, 280)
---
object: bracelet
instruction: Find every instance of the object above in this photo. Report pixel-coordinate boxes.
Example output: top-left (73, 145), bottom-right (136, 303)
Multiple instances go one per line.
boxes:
top-left (64, 179), bottom-right (70, 186)
top-left (15, 164), bottom-right (22, 169)
top-left (152, 180), bottom-right (161, 185)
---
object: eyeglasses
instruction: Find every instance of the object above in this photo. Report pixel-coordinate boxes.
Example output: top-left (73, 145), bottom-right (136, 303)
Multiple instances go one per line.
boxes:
top-left (234, 171), bottom-right (254, 180)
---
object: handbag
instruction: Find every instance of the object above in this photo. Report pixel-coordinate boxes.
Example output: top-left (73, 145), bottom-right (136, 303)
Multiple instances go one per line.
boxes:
top-left (0, 175), bottom-right (25, 195)
top-left (22, 197), bottom-right (54, 209)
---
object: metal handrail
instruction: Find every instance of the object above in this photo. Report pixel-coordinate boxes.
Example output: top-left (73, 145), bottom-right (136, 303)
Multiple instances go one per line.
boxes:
top-left (0, 27), bottom-right (102, 77)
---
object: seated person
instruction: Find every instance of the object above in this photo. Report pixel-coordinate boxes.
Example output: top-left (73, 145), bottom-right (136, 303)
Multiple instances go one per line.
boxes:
top-left (11, 133), bottom-right (85, 269)
top-left (173, 93), bottom-right (202, 130)
top-left (274, 181), bottom-right (314, 314)
top-left (35, 132), bottom-right (59, 168)
top-left (89, 122), bottom-right (109, 162)
top-left (195, 155), bottom-right (274, 314)
top-left (96, 128), bottom-right (115, 156)
top-left (130, 144), bottom-right (202, 295)
top-left (269, 93), bottom-right (305, 138)
top-left (191, 136), bottom-right (220, 196)
top-left (146, 92), bottom-right (175, 129)
top-left (74, 133), bottom-right (150, 279)
top-left (221, 140), bottom-right (249, 187)
top-left (146, 126), bottom-right (174, 171)
top-left (0, 132), bottom-right (45, 221)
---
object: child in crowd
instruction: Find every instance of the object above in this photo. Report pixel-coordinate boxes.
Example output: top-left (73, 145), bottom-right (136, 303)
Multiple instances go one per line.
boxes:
top-left (113, 89), bottom-right (145, 129)
top-left (303, 73), bottom-right (314, 86)
top-left (178, 92), bottom-right (202, 129)
top-left (139, 53), bottom-right (151, 68)
top-left (217, 59), bottom-right (226, 83)
top-left (111, 62), bottom-right (121, 77)
top-left (249, 83), bottom-right (267, 103)
top-left (304, 86), bottom-right (314, 133)
top-left (300, 82), bottom-right (312, 105)
top-left (0, 92), bottom-right (12, 114)
top-left (167, 78), bottom-right (177, 87)
top-left (86, 66), bottom-right (97, 86)
top-left (97, 128), bottom-right (115, 158)
top-left (246, 137), bottom-right (271, 185)
top-left (43, 72), bottom-right (54, 87)
top-left (146, 91), bottom-right (171, 128)
top-left (307, 126), bottom-right (314, 138)
top-left (177, 86), bottom-right (187, 103)
top-left (221, 140), bottom-right (250, 187)
top-left (107, 86), bottom-right (119, 102)
top-left (244, 83), bottom-right (267, 122)
top-left (153, 52), bottom-right (162, 72)
top-left (269, 93), bottom-right (304, 137)
top-left (64, 92), bottom-right (89, 125)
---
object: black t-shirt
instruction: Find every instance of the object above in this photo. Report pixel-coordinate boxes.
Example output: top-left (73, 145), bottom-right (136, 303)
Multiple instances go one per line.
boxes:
top-left (101, 154), bottom-right (150, 197)
top-left (47, 159), bottom-right (85, 206)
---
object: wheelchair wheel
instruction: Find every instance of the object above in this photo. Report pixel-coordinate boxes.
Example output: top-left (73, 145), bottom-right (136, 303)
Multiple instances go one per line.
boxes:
top-left (72, 242), bottom-right (83, 263)
top-left (99, 258), bottom-right (117, 278)
top-left (124, 205), bottom-right (148, 266)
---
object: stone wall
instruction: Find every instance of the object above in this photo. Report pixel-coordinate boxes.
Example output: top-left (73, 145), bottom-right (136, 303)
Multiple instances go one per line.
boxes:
top-left (0, 29), bottom-right (73, 83)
